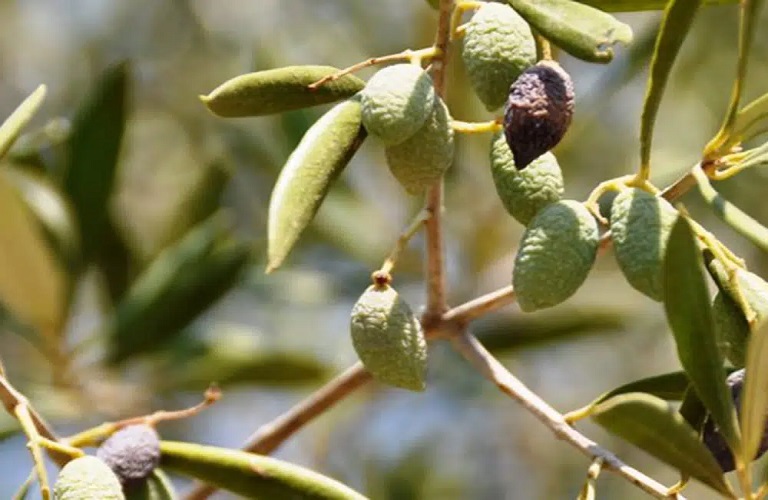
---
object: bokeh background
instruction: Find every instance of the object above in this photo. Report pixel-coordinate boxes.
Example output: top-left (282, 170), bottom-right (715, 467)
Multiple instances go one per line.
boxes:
top-left (1, 0), bottom-right (768, 498)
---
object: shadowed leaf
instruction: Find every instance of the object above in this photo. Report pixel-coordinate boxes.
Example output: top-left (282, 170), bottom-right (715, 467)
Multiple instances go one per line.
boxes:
top-left (592, 393), bottom-right (732, 495)
top-left (63, 62), bottom-right (127, 265)
top-left (740, 321), bottom-right (768, 466)
top-left (664, 217), bottom-right (740, 452)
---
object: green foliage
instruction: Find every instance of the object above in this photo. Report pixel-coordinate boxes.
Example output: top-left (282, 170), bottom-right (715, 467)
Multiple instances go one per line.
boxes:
top-left (159, 441), bottom-right (368, 499)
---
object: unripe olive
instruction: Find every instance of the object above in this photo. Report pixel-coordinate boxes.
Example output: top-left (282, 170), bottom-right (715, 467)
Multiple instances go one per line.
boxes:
top-left (490, 130), bottom-right (563, 226)
top-left (609, 188), bottom-right (678, 301)
top-left (360, 64), bottom-right (435, 145)
top-left (503, 60), bottom-right (574, 170)
top-left (97, 424), bottom-right (161, 489)
top-left (702, 369), bottom-right (768, 472)
top-left (461, 2), bottom-right (536, 112)
top-left (350, 284), bottom-right (427, 391)
top-left (513, 200), bottom-right (599, 312)
top-left (54, 455), bottom-right (125, 500)
top-left (384, 98), bottom-right (454, 194)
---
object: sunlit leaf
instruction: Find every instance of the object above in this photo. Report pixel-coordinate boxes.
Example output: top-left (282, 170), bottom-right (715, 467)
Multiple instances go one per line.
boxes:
top-left (693, 165), bottom-right (768, 253)
top-left (160, 441), bottom-right (368, 499)
top-left (664, 217), bottom-right (741, 452)
top-left (201, 66), bottom-right (365, 118)
top-left (740, 321), bottom-right (768, 466)
top-left (506, 0), bottom-right (633, 63)
top-left (577, 0), bottom-right (735, 11)
top-left (267, 99), bottom-right (366, 272)
top-left (704, 0), bottom-right (766, 156)
top-left (732, 92), bottom-right (768, 143)
top-left (592, 393), bottom-right (733, 495)
top-left (639, 0), bottom-right (702, 171)
top-left (0, 171), bottom-right (66, 338)
top-left (63, 62), bottom-right (127, 265)
top-left (0, 85), bottom-right (47, 160)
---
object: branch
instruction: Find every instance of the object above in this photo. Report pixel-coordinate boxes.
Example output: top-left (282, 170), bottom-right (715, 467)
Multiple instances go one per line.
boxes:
top-left (451, 332), bottom-right (683, 500)
top-left (424, 0), bottom-right (454, 317)
top-left (0, 376), bottom-right (68, 467)
top-left (183, 363), bottom-right (372, 500)
top-left (443, 285), bottom-right (516, 324)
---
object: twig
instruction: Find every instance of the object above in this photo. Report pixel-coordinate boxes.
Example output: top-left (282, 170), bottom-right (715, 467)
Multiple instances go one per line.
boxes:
top-left (423, 0), bottom-right (454, 318)
top-left (443, 285), bottom-right (516, 324)
top-left (378, 209), bottom-right (431, 276)
top-left (15, 404), bottom-right (51, 500)
top-left (183, 363), bottom-right (373, 500)
top-left (0, 376), bottom-right (68, 466)
top-left (451, 332), bottom-right (684, 500)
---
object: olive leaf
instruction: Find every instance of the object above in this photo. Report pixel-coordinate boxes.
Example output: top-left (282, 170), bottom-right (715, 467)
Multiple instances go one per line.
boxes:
top-left (267, 99), bottom-right (366, 272)
top-left (577, 0), bottom-right (735, 11)
top-left (591, 393), bottom-right (733, 495)
top-left (106, 215), bottom-right (251, 364)
top-left (0, 170), bottom-right (67, 340)
top-left (731, 92), bottom-right (768, 144)
top-left (692, 165), bottom-right (768, 253)
top-left (125, 469), bottom-right (176, 500)
top-left (639, 0), bottom-right (702, 171)
top-left (63, 61), bottom-right (128, 265)
top-left (506, 0), bottom-right (633, 63)
top-left (739, 321), bottom-right (768, 467)
top-left (664, 217), bottom-right (741, 453)
top-left (202, 65), bottom-right (365, 117)
top-left (160, 441), bottom-right (368, 499)
top-left (0, 85), bottom-right (47, 160)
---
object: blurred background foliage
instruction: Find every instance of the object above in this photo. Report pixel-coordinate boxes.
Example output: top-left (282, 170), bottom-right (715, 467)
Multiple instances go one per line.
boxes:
top-left (1, 1), bottom-right (768, 498)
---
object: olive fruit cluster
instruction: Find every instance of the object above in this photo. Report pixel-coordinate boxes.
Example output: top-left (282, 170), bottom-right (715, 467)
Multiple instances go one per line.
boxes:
top-left (53, 425), bottom-right (163, 498)
top-left (358, 63), bottom-right (454, 194)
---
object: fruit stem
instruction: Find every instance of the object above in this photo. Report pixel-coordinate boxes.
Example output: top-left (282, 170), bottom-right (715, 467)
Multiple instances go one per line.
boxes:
top-left (534, 32), bottom-right (553, 61)
top-left (582, 174), bottom-right (636, 225)
top-left (450, 119), bottom-right (502, 134)
top-left (378, 209), bottom-right (431, 277)
top-left (666, 475), bottom-right (689, 496)
top-left (307, 47), bottom-right (440, 90)
top-left (15, 404), bottom-right (51, 500)
top-left (576, 458), bottom-right (603, 500)
top-left (450, 1), bottom-right (483, 41)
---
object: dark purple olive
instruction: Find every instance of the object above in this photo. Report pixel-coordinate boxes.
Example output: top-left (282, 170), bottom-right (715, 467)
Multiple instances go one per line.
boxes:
top-left (701, 369), bottom-right (768, 472)
top-left (503, 60), bottom-right (574, 170)
top-left (96, 424), bottom-right (161, 489)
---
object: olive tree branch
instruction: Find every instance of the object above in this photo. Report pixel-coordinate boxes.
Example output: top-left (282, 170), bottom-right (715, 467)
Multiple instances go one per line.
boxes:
top-left (424, 0), bottom-right (454, 318)
top-left (183, 363), bottom-right (373, 500)
top-left (450, 331), bottom-right (684, 500)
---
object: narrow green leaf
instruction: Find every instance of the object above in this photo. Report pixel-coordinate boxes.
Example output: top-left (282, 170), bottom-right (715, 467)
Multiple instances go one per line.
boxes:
top-left (740, 321), bottom-right (768, 466)
top-left (664, 217), bottom-right (741, 452)
top-left (125, 469), bottom-right (176, 500)
top-left (679, 386), bottom-right (708, 434)
top-left (577, 0), bottom-right (736, 11)
top-left (693, 165), bottom-right (768, 253)
top-left (0, 85), bottom-right (47, 160)
top-left (732, 92), bottom-right (768, 143)
top-left (592, 393), bottom-right (733, 495)
top-left (63, 62), bottom-right (127, 264)
top-left (2, 167), bottom-right (80, 273)
top-left (201, 66), bottom-right (365, 118)
top-left (267, 99), bottom-right (366, 272)
top-left (506, 0), bottom-right (633, 63)
top-left (704, 0), bottom-right (765, 156)
top-left (6, 117), bottom-right (70, 170)
top-left (639, 0), bottom-right (702, 170)
top-left (160, 441), bottom-right (368, 499)
top-left (106, 215), bottom-right (251, 363)
top-left (0, 171), bottom-right (66, 338)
